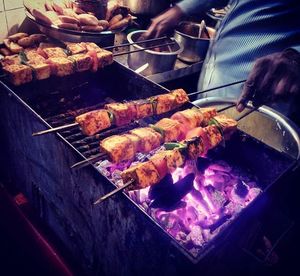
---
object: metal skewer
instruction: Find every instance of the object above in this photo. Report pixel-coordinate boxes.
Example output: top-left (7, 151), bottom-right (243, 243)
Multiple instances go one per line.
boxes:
top-left (71, 153), bottom-right (106, 169)
top-left (32, 122), bottom-right (79, 136)
top-left (93, 179), bottom-right (134, 205)
top-left (187, 79), bottom-right (247, 98)
top-left (104, 36), bottom-right (169, 50)
top-left (113, 42), bottom-right (176, 57)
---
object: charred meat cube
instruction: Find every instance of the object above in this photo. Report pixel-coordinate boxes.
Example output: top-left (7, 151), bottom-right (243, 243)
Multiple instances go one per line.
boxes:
top-left (170, 89), bottom-right (189, 107)
top-left (171, 108), bottom-right (204, 135)
top-left (75, 109), bottom-right (111, 136)
top-left (133, 100), bottom-right (154, 119)
top-left (154, 118), bottom-right (182, 142)
top-left (121, 161), bottom-right (160, 190)
top-left (201, 107), bottom-right (218, 126)
top-left (154, 93), bottom-right (176, 115)
top-left (3, 64), bottom-right (32, 86)
top-left (100, 135), bottom-right (135, 163)
top-left (46, 57), bottom-right (74, 77)
top-left (105, 102), bottom-right (135, 126)
top-left (70, 54), bottom-right (92, 72)
top-left (129, 127), bottom-right (162, 153)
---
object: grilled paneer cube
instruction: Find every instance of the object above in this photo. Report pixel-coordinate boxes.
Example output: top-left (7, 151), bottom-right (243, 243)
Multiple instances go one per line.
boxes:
top-left (155, 93), bottom-right (176, 114)
top-left (201, 107), bottom-right (218, 125)
top-left (154, 118), bottom-right (182, 142)
top-left (46, 57), bottom-right (74, 77)
top-left (3, 64), bottom-right (32, 86)
top-left (186, 127), bottom-right (211, 154)
top-left (75, 109), bottom-right (111, 136)
top-left (170, 89), bottom-right (189, 107)
top-left (65, 42), bottom-right (87, 55)
top-left (105, 102), bottom-right (135, 126)
top-left (149, 151), bottom-right (169, 180)
top-left (129, 127), bottom-right (162, 153)
top-left (100, 135), bottom-right (135, 163)
top-left (0, 55), bottom-right (20, 67)
top-left (24, 48), bottom-right (47, 64)
top-left (121, 161), bottom-right (160, 190)
top-left (96, 49), bottom-right (113, 68)
top-left (122, 133), bottom-right (141, 153)
top-left (28, 62), bottom-right (51, 80)
top-left (171, 108), bottom-right (204, 135)
top-left (42, 47), bottom-right (68, 58)
top-left (133, 100), bottom-right (154, 119)
top-left (214, 114), bottom-right (237, 139)
top-left (204, 125), bottom-right (223, 149)
top-left (70, 53), bottom-right (92, 72)
top-left (184, 137), bottom-right (204, 159)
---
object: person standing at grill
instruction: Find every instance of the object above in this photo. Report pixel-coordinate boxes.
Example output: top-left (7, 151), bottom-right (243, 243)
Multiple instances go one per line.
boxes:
top-left (145, 0), bottom-right (300, 119)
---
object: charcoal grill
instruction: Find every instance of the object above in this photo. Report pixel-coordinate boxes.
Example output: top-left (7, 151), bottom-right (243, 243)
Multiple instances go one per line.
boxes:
top-left (0, 61), bottom-right (299, 275)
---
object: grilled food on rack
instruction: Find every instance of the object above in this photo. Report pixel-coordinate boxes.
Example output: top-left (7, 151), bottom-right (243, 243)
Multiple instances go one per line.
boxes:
top-left (0, 34), bottom-right (114, 86)
top-left (96, 108), bottom-right (221, 164)
top-left (120, 121), bottom-right (236, 191)
top-left (75, 109), bottom-right (111, 136)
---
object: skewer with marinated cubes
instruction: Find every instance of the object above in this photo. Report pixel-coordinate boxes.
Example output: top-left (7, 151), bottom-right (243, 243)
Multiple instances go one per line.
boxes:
top-left (94, 114), bottom-right (238, 204)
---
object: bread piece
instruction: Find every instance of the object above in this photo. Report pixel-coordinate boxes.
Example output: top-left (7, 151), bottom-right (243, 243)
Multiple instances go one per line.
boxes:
top-left (98, 20), bottom-right (109, 30)
top-left (18, 37), bottom-right (35, 47)
top-left (108, 14), bottom-right (122, 26)
top-left (3, 39), bottom-right (23, 54)
top-left (29, 34), bottom-right (47, 44)
top-left (32, 9), bottom-right (61, 25)
top-left (77, 14), bottom-right (98, 26)
top-left (58, 15), bottom-right (79, 24)
top-left (8, 33), bottom-right (28, 42)
top-left (109, 15), bottom-right (131, 30)
top-left (81, 25), bottom-right (104, 32)
top-left (70, 53), bottom-right (92, 72)
top-left (3, 64), bottom-right (33, 86)
top-left (62, 8), bottom-right (79, 18)
top-left (46, 57), bottom-right (74, 77)
top-left (52, 0), bottom-right (64, 14)
top-left (57, 22), bottom-right (80, 30)
top-left (0, 47), bottom-right (13, 56)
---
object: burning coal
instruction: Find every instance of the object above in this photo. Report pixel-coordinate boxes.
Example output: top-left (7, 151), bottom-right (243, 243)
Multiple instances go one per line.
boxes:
top-left (96, 152), bottom-right (261, 258)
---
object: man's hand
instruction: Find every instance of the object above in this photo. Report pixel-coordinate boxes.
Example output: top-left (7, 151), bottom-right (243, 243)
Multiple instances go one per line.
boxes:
top-left (144, 6), bottom-right (184, 39)
top-left (237, 49), bottom-right (300, 112)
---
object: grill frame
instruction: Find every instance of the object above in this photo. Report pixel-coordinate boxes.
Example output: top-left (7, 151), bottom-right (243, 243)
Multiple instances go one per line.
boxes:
top-left (1, 61), bottom-right (300, 273)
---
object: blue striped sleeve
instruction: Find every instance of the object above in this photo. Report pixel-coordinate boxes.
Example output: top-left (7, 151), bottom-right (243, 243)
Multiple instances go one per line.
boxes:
top-left (177, 0), bottom-right (226, 15)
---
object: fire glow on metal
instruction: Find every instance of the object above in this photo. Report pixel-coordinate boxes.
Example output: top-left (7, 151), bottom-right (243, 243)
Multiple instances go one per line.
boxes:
top-left (96, 151), bottom-right (261, 258)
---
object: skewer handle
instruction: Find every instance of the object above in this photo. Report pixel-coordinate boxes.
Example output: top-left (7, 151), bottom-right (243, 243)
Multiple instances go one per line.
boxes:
top-left (32, 122), bottom-right (79, 136)
top-left (93, 180), bottom-right (134, 205)
top-left (113, 42), bottom-right (176, 57)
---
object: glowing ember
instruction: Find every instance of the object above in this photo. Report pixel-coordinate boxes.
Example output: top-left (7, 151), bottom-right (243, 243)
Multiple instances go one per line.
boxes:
top-left (97, 158), bottom-right (262, 258)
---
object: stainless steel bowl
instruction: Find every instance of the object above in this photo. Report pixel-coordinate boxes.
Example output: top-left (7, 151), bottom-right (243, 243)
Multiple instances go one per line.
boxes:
top-left (127, 30), bottom-right (183, 76)
top-left (123, 0), bottom-right (170, 16)
top-left (174, 21), bottom-right (215, 63)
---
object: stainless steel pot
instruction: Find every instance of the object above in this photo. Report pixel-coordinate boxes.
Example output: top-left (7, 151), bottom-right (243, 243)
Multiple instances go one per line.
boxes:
top-left (174, 21), bottom-right (215, 63)
top-left (127, 30), bottom-right (183, 76)
top-left (123, 0), bottom-right (170, 16)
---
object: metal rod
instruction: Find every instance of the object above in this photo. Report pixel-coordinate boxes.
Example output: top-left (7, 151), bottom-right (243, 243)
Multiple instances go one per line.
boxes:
top-left (93, 180), bottom-right (134, 205)
top-left (187, 80), bottom-right (247, 97)
top-left (216, 103), bottom-right (236, 113)
top-left (113, 42), bottom-right (176, 57)
top-left (70, 153), bottom-right (106, 169)
top-left (104, 36), bottom-right (169, 50)
top-left (32, 122), bottom-right (79, 136)
top-left (235, 106), bottom-right (258, 121)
